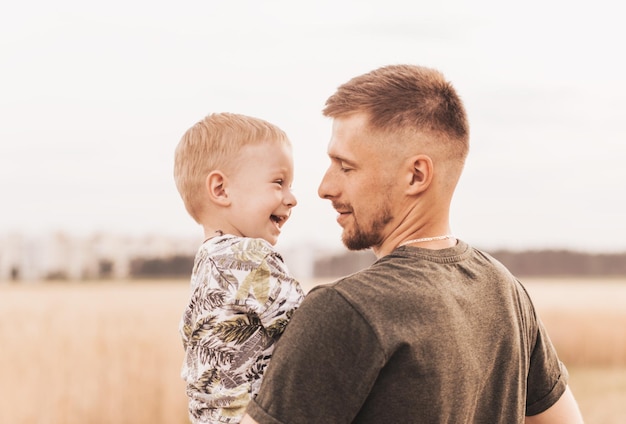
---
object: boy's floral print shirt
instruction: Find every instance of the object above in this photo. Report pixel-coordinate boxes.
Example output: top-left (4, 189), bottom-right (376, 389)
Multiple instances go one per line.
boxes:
top-left (180, 235), bottom-right (304, 424)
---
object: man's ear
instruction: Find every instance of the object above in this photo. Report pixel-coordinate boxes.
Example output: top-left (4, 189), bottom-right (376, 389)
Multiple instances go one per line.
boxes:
top-left (406, 155), bottom-right (433, 195)
top-left (206, 171), bottom-right (231, 206)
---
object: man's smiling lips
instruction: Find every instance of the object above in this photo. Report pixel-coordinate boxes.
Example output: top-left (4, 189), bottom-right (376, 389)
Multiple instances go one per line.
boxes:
top-left (333, 207), bottom-right (352, 226)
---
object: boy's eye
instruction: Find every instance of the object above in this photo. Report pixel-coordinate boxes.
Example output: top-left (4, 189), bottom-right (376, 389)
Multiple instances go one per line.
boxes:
top-left (274, 179), bottom-right (284, 185)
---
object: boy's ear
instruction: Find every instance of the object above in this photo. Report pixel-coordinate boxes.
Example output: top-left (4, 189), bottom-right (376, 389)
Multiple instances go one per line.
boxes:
top-left (406, 155), bottom-right (433, 195)
top-left (206, 171), bottom-right (230, 206)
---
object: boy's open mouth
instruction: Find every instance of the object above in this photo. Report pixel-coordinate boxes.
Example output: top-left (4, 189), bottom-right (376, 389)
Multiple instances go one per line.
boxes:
top-left (270, 215), bottom-right (284, 224)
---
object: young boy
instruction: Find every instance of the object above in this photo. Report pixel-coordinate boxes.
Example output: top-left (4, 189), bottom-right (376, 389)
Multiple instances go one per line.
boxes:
top-left (174, 112), bottom-right (304, 424)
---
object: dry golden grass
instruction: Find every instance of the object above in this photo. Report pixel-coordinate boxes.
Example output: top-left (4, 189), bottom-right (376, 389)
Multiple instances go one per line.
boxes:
top-left (0, 277), bottom-right (624, 423)
top-left (522, 278), bottom-right (626, 367)
top-left (0, 281), bottom-right (190, 424)
top-left (507, 278), bottom-right (626, 423)
top-left (568, 367), bottom-right (626, 424)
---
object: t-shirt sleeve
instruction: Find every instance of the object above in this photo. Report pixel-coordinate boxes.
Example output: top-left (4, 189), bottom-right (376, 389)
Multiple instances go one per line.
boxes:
top-left (525, 317), bottom-right (569, 416)
top-left (227, 238), bottom-right (304, 333)
top-left (246, 286), bottom-right (386, 424)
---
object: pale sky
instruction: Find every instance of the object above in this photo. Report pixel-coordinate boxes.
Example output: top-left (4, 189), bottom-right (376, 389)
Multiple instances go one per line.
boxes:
top-left (1, 0), bottom-right (625, 253)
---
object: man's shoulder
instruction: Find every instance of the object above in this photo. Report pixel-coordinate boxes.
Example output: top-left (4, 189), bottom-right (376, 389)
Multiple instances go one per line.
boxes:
top-left (307, 267), bottom-right (389, 307)
top-left (296, 283), bottom-right (373, 331)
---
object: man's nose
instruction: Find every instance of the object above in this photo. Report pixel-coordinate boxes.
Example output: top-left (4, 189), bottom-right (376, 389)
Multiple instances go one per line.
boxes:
top-left (318, 169), bottom-right (335, 199)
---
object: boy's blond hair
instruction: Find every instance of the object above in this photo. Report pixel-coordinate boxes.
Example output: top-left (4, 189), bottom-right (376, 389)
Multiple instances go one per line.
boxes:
top-left (174, 112), bottom-right (290, 223)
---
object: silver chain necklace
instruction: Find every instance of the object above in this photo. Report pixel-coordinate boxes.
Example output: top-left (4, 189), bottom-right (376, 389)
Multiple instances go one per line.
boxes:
top-left (398, 234), bottom-right (453, 247)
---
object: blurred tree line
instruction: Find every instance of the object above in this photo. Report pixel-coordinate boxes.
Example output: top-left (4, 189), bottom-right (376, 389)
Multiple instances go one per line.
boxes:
top-left (488, 249), bottom-right (626, 277)
top-left (129, 248), bottom-right (626, 279)
top-left (130, 255), bottom-right (194, 279)
top-left (314, 249), bottom-right (626, 278)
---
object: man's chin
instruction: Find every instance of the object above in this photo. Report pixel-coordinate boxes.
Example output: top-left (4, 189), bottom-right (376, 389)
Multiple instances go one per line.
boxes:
top-left (342, 234), bottom-right (373, 251)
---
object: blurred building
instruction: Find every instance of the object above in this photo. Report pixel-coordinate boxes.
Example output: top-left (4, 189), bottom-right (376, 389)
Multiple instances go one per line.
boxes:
top-left (0, 232), bottom-right (199, 283)
top-left (0, 231), bottom-right (371, 283)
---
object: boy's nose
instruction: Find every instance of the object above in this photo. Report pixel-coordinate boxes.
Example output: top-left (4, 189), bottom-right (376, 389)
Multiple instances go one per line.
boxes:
top-left (285, 189), bottom-right (297, 207)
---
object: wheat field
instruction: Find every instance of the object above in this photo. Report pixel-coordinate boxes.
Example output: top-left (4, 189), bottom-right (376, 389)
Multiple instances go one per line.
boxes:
top-left (0, 277), bottom-right (625, 424)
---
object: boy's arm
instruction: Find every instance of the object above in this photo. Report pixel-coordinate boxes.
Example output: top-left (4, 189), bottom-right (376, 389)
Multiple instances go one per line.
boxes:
top-left (184, 239), bottom-right (303, 421)
top-left (181, 240), bottom-right (282, 421)
top-left (525, 386), bottom-right (584, 424)
top-left (181, 276), bottom-right (257, 420)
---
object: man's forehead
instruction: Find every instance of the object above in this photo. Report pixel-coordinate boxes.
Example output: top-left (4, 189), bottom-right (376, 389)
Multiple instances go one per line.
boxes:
top-left (328, 135), bottom-right (389, 172)
top-left (331, 112), bottom-right (370, 134)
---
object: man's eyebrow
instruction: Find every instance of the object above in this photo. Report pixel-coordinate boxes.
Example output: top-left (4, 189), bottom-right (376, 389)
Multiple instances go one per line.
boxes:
top-left (329, 154), bottom-right (357, 167)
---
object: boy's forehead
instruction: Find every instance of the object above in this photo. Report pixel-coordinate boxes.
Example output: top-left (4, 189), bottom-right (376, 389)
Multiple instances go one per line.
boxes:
top-left (240, 141), bottom-right (293, 162)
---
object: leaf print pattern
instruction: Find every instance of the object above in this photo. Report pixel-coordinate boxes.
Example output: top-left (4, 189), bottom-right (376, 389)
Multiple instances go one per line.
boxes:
top-left (190, 315), bottom-right (218, 343)
top-left (180, 235), bottom-right (304, 424)
top-left (265, 317), bottom-right (290, 340)
top-left (213, 313), bottom-right (262, 345)
top-left (235, 260), bottom-right (271, 304)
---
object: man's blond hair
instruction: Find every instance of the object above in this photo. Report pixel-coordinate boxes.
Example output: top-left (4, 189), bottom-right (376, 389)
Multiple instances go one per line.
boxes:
top-left (323, 64), bottom-right (469, 164)
top-left (174, 112), bottom-right (289, 223)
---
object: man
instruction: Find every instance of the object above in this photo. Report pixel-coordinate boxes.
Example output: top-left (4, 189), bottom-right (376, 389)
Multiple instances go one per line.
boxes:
top-left (242, 65), bottom-right (583, 423)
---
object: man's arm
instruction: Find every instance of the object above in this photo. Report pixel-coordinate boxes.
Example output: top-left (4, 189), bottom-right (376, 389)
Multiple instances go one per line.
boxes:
top-left (240, 414), bottom-right (258, 424)
top-left (525, 386), bottom-right (584, 424)
top-left (243, 388), bottom-right (586, 424)
top-left (242, 387), bottom-right (584, 424)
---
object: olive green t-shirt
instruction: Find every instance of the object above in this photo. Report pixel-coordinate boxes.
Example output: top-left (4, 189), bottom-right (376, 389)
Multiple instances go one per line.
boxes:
top-left (247, 240), bottom-right (567, 423)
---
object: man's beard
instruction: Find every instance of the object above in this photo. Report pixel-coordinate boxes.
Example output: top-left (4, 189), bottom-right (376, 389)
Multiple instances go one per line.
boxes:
top-left (342, 204), bottom-right (393, 251)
